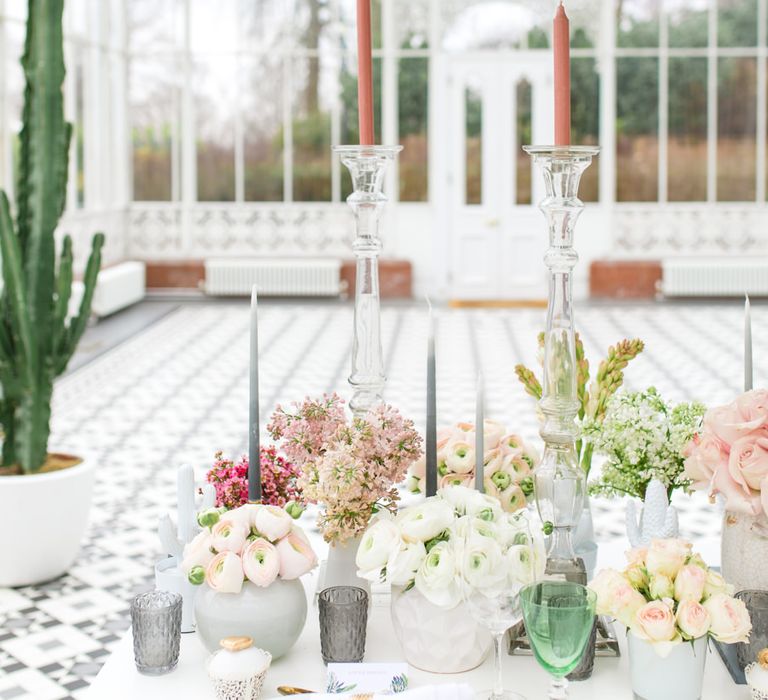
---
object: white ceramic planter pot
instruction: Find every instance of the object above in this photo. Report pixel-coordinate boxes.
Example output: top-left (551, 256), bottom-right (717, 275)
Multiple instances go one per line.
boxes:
top-left (628, 632), bottom-right (707, 700)
top-left (195, 579), bottom-right (307, 659)
top-left (0, 456), bottom-right (95, 587)
top-left (390, 586), bottom-right (491, 673)
top-left (721, 511), bottom-right (768, 593)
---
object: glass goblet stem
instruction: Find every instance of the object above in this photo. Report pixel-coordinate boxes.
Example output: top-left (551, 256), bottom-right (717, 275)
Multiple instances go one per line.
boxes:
top-left (548, 676), bottom-right (568, 700)
top-left (491, 631), bottom-right (505, 699)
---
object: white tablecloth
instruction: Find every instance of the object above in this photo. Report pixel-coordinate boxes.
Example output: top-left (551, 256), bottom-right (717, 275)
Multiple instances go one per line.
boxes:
top-left (87, 538), bottom-right (748, 699)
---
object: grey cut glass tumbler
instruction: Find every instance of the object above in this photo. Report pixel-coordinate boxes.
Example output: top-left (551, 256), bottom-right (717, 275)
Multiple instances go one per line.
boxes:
top-left (319, 586), bottom-right (368, 664)
top-left (131, 590), bottom-right (182, 675)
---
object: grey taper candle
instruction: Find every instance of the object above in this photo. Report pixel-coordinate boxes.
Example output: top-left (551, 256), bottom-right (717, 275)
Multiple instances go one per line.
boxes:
top-left (745, 295), bottom-right (753, 393)
top-left (475, 373), bottom-right (484, 493)
top-left (426, 303), bottom-right (437, 497)
top-left (248, 285), bottom-right (261, 502)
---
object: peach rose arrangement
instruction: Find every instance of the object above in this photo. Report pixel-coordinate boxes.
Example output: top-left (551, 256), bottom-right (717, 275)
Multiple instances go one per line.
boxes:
top-left (683, 389), bottom-right (768, 516)
top-left (589, 538), bottom-right (751, 657)
top-left (182, 503), bottom-right (318, 593)
top-left (406, 420), bottom-right (538, 512)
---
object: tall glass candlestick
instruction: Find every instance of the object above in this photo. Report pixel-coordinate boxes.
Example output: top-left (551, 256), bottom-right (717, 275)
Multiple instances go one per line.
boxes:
top-left (525, 145), bottom-right (599, 681)
top-left (335, 145), bottom-right (402, 417)
top-left (524, 145), bottom-right (598, 577)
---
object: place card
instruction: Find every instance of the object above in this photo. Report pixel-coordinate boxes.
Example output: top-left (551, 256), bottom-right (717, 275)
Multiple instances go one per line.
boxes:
top-left (326, 662), bottom-right (409, 694)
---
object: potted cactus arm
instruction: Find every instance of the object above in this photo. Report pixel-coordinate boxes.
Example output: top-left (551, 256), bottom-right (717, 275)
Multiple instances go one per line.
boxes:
top-left (0, 0), bottom-right (104, 587)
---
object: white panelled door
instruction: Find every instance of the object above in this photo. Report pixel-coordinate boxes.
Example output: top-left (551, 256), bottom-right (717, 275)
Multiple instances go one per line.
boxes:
top-left (446, 54), bottom-right (553, 301)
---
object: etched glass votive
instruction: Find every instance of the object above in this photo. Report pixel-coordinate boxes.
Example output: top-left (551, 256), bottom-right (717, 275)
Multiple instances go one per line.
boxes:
top-left (737, 590), bottom-right (768, 670)
top-left (318, 586), bottom-right (368, 664)
top-left (131, 590), bottom-right (182, 675)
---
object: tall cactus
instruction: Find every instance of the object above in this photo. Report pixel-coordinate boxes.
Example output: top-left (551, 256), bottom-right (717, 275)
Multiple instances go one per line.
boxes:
top-left (0, 0), bottom-right (104, 474)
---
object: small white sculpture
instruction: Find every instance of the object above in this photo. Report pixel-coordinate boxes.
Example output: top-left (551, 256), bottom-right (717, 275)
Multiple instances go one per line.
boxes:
top-left (156, 464), bottom-right (216, 631)
top-left (626, 479), bottom-right (679, 548)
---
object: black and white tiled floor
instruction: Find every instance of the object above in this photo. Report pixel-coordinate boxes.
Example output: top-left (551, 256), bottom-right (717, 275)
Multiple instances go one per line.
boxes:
top-left (1, 299), bottom-right (766, 699)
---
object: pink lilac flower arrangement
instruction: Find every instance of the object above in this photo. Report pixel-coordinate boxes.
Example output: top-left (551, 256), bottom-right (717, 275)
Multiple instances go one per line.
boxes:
top-left (206, 448), bottom-right (303, 511)
top-left (268, 393), bottom-right (423, 544)
top-left (683, 389), bottom-right (768, 516)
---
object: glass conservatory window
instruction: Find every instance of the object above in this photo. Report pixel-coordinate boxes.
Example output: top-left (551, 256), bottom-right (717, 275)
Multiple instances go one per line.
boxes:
top-left (615, 0), bottom-right (767, 203)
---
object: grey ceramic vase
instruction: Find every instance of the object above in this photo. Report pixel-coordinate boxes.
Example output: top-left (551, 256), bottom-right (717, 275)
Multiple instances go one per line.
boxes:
top-left (194, 579), bottom-right (307, 659)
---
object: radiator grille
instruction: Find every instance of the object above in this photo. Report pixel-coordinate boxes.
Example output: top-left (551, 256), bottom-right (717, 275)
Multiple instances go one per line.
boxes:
top-left (204, 258), bottom-right (342, 297)
top-left (662, 258), bottom-right (768, 297)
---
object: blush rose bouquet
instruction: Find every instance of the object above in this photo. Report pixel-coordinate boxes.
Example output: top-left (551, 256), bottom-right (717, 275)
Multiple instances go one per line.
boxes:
top-left (182, 503), bottom-right (318, 593)
top-left (589, 538), bottom-right (751, 657)
top-left (405, 420), bottom-right (538, 513)
top-left (683, 389), bottom-right (768, 516)
top-left (355, 485), bottom-right (546, 609)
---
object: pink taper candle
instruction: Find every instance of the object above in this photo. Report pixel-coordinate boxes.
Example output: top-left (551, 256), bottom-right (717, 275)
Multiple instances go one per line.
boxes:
top-left (356, 0), bottom-right (374, 145)
top-left (553, 2), bottom-right (571, 146)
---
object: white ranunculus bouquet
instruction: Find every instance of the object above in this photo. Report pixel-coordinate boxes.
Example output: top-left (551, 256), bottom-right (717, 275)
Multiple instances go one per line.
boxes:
top-left (355, 485), bottom-right (546, 610)
top-left (182, 503), bottom-right (318, 594)
top-left (405, 421), bottom-right (538, 513)
top-left (589, 538), bottom-right (751, 657)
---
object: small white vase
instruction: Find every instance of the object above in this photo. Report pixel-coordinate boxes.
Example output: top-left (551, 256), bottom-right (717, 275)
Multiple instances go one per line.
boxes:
top-left (320, 535), bottom-right (371, 595)
top-left (628, 633), bottom-right (707, 700)
top-left (194, 579), bottom-right (307, 659)
top-left (573, 499), bottom-right (598, 581)
top-left (721, 511), bottom-right (768, 593)
top-left (155, 558), bottom-right (197, 633)
top-left (390, 586), bottom-right (491, 673)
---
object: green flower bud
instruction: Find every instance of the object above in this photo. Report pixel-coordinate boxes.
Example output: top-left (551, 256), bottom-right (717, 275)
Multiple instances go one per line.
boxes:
top-left (542, 521), bottom-right (554, 536)
top-left (285, 501), bottom-right (305, 519)
top-left (188, 565), bottom-right (206, 585)
top-left (197, 508), bottom-right (221, 529)
top-left (491, 471), bottom-right (512, 491)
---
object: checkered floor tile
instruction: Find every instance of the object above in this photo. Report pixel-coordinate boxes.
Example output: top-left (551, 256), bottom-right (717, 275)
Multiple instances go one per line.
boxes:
top-left (0, 299), bottom-right (766, 699)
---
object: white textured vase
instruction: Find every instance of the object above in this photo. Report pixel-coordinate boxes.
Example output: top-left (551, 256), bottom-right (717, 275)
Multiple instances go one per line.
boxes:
top-left (320, 536), bottom-right (371, 596)
top-left (194, 579), bottom-right (307, 658)
top-left (390, 586), bottom-right (491, 673)
top-left (721, 511), bottom-right (768, 593)
top-left (628, 633), bottom-right (707, 700)
top-left (0, 456), bottom-right (95, 587)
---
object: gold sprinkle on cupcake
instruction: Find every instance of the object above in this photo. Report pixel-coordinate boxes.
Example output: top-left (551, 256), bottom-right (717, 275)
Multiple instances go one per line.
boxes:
top-left (220, 636), bottom-right (253, 652)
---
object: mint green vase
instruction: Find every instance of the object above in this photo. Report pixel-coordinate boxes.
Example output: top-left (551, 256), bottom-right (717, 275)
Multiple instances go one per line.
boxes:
top-left (194, 579), bottom-right (307, 659)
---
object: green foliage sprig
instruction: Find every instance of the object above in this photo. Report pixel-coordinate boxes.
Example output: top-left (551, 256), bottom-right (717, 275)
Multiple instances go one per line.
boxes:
top-left (514, 333), bottom-right (645, 476)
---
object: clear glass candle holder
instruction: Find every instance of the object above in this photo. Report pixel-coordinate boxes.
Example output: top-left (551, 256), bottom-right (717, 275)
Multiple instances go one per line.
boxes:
top-left (333, 145), bottom-right (401, 418)
top-left (318, 586), bottom-right (368, 664)
top-left (131, 590), bottom-right (182, 675)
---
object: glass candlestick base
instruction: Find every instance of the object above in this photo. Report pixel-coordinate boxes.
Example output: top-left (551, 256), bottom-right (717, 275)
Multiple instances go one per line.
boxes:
top-left (334, 145), bottom-right (402, 418)
top-left (526, 145), bottom-right (600, 682)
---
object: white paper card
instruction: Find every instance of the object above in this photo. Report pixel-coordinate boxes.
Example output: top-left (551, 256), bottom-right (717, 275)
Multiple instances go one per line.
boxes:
top-left (326, 662), bottom-right (409, 694)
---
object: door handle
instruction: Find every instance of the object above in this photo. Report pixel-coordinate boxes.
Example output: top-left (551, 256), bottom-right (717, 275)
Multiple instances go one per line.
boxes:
top-left (486, 218), bottom-right (500, 228)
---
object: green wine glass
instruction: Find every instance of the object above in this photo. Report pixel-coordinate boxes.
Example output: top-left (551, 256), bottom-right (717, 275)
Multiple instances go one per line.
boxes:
top-left (520, 582), bottom-right (596, 700)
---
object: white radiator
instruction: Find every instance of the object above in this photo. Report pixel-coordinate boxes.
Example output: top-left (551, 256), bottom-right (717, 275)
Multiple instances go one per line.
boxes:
top-left (662, 258), bottom-right (768, 297)
top-left (70, 261), bottom-right (146, 319)
top-left (204, 258), bottom-right (342, 297)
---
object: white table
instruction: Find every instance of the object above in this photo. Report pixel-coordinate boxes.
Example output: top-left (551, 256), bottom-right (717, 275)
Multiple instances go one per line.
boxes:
top-left (88, 539), bottom-right (748, 699)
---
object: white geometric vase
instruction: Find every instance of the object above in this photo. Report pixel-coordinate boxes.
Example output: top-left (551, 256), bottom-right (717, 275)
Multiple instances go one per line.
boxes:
top-left (390, 586), bottom-right (490, 673)
top-left (628, 632), bottom-right (707, 700)
top-left (721, 511), bottom-right (768, 593)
